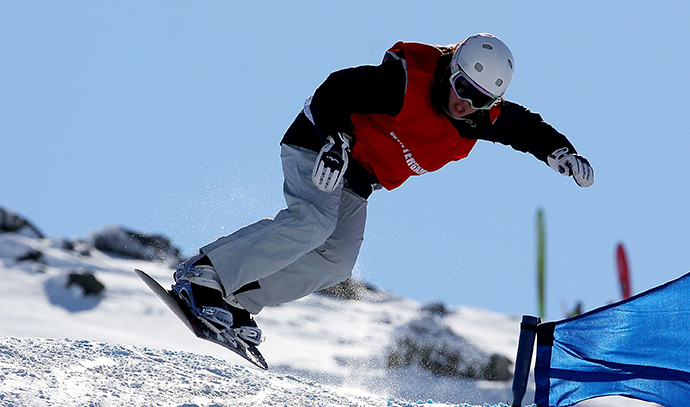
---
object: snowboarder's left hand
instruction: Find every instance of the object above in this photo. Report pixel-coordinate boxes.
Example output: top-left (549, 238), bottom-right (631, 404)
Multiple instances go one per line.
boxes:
top-left (312, 133), bottom-right (350, 192)
top-left (548, 147), bottom-right (594, 187)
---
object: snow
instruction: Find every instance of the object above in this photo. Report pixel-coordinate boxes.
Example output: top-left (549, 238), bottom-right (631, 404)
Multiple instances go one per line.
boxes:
top-left (0, 231), bottom-right (658, 406)
top-left (1, 337), bottom-right (388, 406)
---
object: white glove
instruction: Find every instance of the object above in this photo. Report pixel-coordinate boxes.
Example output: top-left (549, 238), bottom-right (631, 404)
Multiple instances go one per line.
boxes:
top-left (312, 133), bottom-right (350, 192)
top-left (547, 147), bottom-right (595, 188)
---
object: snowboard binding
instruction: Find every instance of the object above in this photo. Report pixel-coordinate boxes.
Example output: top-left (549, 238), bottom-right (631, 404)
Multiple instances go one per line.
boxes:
top-left (172, 265), bottom-right (263, 347)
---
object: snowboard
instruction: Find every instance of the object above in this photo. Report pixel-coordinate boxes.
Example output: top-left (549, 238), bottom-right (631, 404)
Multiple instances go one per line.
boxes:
top-left (134, 269), bottom-right (268, 370)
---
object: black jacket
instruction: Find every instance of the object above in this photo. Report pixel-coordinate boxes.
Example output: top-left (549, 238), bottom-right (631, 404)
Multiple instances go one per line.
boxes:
top-left (281, 50), bottom-right (576, 198)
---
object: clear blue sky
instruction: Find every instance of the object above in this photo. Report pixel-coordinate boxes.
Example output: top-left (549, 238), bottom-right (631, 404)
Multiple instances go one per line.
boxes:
top-left (3, 1), bottom-right (689, 321)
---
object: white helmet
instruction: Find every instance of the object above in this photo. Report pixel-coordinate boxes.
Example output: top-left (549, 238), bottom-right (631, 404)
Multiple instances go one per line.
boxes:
top-left (450, 33), bottom-right (514, 97)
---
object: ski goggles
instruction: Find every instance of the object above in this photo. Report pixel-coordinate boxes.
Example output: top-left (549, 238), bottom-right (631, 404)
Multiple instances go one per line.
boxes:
top-left (450, 71), bottom-right (498, 110)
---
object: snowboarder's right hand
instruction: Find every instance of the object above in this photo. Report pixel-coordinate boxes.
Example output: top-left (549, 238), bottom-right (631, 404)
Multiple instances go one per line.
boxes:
top-left (547, 147), bottom-right (595, 188)
top-left (312, 133), bottom-right (350, 193)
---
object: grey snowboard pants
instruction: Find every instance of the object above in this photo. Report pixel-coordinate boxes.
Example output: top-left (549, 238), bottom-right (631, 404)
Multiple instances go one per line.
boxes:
top-left (200, 144), bottom-right (368, 315)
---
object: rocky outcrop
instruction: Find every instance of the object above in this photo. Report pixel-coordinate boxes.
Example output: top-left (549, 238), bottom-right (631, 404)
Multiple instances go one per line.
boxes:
top-left (387, 303), bottom-right (512, 381)
top-left (90, 225), bottom-right (183, 265)
top-left (0, 207), bottom-right (44, 239)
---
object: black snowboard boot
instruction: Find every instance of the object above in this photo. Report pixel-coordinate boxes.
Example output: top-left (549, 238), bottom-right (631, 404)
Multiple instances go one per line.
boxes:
top-left (172, 255), bottom-right (262, 346)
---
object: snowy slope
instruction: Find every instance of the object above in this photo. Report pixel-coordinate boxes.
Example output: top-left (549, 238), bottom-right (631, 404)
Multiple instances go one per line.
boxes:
top-left (1, 336), bottom-right (403, 406)
top-left (0, 230), bottom-right (657, 407)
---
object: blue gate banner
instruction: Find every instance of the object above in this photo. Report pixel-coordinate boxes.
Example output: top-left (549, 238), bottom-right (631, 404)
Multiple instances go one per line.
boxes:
top-left (534, 271), bottom-right (690, 407)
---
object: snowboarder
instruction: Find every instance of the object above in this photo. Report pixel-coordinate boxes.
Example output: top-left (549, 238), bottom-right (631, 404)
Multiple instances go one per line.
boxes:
top-left (172, 33), bottom-right (594, 345)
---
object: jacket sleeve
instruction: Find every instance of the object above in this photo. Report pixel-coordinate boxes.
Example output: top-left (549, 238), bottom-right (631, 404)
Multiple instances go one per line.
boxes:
top-left (484, 100), bottom-right (577, 164)
top-left (308, 58), bottom-right (407, 145)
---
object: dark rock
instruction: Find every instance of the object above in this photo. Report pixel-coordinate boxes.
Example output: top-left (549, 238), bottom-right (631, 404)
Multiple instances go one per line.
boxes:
top-left (58, 239), bottom-right (92, 256)
top-left (420, 301), bottom-right (450, 317)
top-left (0, 207), bottom-right (43, 238)
top-left (17, 249), bottom-right (43, 263)
top-left (67, 270), bottom-right (105, 297)
top-left (90, 225), bottom-right (182, 264)
top-left (483, 354), bottom-right (513, 381)
top-left (386, 315), bottom-right (512, 381)
top-left (317, 278), bottom-right (379, 300)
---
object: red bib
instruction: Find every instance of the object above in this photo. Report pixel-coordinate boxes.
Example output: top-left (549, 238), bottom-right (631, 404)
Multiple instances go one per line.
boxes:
top-left (350, 42), bottom-right (478, 190)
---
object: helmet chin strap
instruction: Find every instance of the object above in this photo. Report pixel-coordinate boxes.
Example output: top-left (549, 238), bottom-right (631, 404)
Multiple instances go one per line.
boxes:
top-left (442, 105), bottom-right (479, 128)
top-left (443, 105), bottom-right (461, 120)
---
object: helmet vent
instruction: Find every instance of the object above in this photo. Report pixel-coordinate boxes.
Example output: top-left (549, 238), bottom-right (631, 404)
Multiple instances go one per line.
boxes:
top-left (495, 78), bottom-right (504, 87)
top-left (508, 58), bottom-right (514, 69)
top-left (474, 62), bottom-right (484, 72)
top-left (482, 43), bottom-right (494, 50)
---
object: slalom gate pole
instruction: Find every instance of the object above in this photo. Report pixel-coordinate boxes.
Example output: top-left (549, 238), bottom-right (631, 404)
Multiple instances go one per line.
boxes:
top-left (511, 315), bottom-right (540, 407)
top-left (536, 209), bottom-right (546, 319)
top-left (616, 243), bottom-right (632, 299)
